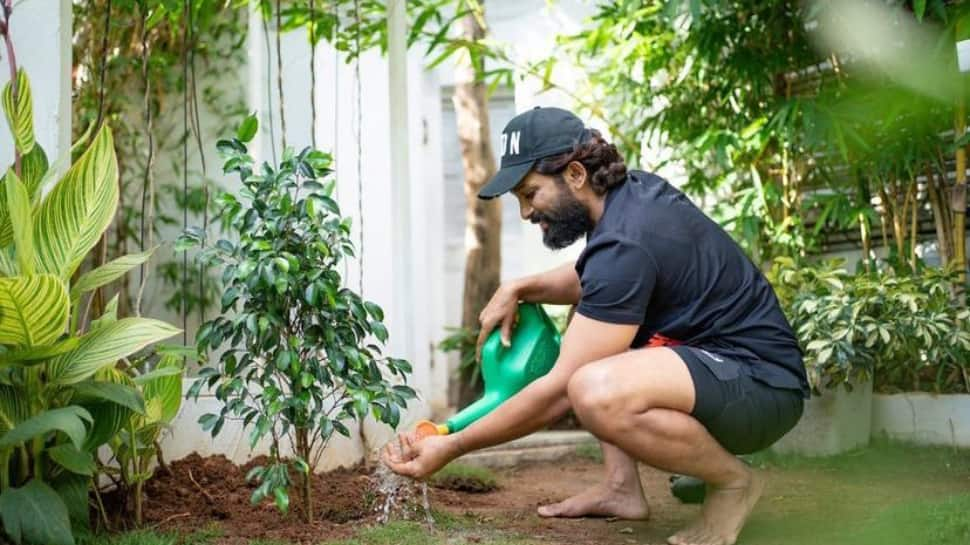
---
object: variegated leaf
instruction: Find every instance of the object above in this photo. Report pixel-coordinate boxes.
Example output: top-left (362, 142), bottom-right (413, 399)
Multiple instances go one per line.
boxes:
top-left (70, 247), bottom-right (155, 301)
top-left (46, 318), bottom-right (180, 385)
top-left (1, 69), bottom-right (34, 154)
top-left (5, 169), bottom-right (34, 275)
top-left (0, 274), bottom-right (69, 347)
top-left (33, 126), bottom-right (118, 279)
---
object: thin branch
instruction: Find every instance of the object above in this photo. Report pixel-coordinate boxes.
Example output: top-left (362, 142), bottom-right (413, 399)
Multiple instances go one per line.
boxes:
top-left (309, 0), bottom-right (317, 149)
top-left (276, 0), bottom-right (286, 151)
top-left (0, 7), bottom-right (21, 176)
top-left (261, 10), bottom-right (277, 163)
top-left (136, 0), bottom-right (155, 317)
top-left (95, 0), bottom-right (112, 131)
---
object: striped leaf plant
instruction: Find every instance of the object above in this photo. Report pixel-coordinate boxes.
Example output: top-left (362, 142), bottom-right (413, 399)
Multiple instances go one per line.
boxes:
top-left (0, 69), bottom-right (181, 545)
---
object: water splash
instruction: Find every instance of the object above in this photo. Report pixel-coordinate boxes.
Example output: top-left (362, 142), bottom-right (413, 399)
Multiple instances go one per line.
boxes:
top-left (372, 452), bottom-right (435, 528)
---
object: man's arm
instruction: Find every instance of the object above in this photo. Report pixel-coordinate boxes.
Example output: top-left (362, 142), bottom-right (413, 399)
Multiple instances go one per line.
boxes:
top-left (512, 261), bottom-right (582, 305)
top-left (477, 261), bottom-right (581, 356)
top-left (382, 312), bottom-right (637, 478)
top-left (461, 313), bottom-right (637, 450)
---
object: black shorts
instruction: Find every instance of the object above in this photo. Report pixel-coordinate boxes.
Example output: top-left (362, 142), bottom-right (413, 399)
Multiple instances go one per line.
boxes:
top-left (670, 345), bottom-right (804, 455)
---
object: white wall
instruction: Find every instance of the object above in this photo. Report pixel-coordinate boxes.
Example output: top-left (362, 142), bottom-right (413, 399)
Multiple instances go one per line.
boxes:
top-left (0, 0), bottom-right (72, 175)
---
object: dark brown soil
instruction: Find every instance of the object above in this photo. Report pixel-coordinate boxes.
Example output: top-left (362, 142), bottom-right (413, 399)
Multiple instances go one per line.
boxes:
top-left (106, 453), bottom-right (378, 544)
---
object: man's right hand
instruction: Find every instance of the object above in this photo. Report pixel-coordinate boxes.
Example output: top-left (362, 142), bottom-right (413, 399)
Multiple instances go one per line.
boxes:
top-left (476, 282), bottom-right (521, 362)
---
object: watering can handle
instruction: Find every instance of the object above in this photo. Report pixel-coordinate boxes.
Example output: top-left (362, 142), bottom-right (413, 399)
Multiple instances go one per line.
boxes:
top-left (481, 328), bottom-right (505, 368)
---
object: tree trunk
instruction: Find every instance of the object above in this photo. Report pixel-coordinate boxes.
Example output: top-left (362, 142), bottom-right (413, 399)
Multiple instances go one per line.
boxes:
top-left (296, 428), bottom-right (312, 523)
top-left (453, 3), bottom-right (501, 409)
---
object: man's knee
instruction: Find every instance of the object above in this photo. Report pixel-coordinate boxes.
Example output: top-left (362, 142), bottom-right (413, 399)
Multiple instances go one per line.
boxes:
top-left (567, 363), bottom-right (643, 432)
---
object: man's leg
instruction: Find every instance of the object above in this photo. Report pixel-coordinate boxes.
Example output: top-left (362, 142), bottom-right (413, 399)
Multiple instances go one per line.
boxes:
top-left (566, 347), bottom-right (762, 545)
top-left (537, 440), bottom-right (649, 519)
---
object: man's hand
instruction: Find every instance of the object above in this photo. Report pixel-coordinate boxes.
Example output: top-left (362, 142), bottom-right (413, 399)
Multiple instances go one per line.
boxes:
top-left (381, 431), bottom-right (464, 480)
top-left (476, 282), bottom-right (521, 361)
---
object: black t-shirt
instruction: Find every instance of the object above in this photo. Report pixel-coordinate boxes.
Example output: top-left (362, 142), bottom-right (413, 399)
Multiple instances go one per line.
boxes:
top-left (575, 170), bottom-right (809, 396)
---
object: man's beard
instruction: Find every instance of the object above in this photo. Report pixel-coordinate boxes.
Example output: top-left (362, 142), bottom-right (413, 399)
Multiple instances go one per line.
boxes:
top-left (531, 184), bottom-right (594, 250)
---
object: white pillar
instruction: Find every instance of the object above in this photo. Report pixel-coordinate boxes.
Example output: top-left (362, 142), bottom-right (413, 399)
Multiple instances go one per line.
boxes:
top-left (388, 0), bottom-right (417, 385)
top-left (0, 0), bottom-right (71, 172)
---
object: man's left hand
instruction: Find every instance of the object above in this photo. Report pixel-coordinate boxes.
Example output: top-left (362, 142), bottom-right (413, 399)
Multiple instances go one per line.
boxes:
top-left (381, 431), bottom-right (463, 480)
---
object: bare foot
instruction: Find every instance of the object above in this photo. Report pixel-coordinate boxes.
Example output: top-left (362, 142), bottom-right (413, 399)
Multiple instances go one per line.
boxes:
top-left (667, 471), bottom-right (764, 545)
top-left (537, 482), bottom-right (650, 520)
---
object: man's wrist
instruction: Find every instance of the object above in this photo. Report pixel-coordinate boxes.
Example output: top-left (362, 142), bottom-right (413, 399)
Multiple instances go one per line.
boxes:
top-left (449, 432), bottom-right (468, 458)
top-left (506, 277), bottom-right (528, 301)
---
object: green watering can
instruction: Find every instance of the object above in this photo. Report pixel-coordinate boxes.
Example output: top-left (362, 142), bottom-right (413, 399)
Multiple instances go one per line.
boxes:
top-left (415, 303), bottom-right (561, 438)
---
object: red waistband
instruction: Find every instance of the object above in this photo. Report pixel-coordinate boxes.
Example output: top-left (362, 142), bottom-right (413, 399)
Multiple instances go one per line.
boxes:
top-left (640, 333), bottom-right (683, 348)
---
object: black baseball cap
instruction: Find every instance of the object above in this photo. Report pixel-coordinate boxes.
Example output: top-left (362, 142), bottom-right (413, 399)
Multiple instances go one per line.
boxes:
top-left (478, 106), bottom-right (589, 200)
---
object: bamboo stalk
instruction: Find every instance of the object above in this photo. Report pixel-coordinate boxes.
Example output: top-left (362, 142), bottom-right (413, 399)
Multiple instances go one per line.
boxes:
top-left (927, 166), bottom-right (951, 267)
top-left (953, 99), bottom-right (967, 294)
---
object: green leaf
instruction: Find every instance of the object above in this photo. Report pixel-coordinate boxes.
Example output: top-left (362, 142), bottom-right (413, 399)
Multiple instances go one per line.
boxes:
top-left (89, 294), bottom-right (118, 331)
top-left (0, 405), bottom-right (92, 451)
top-left (5, 169), bottom-right (34, 275)
top-left (914, 0), bottom-right (926, 21)
top-left (47, 318), bottom-right (181, 385)
top-left (70, 381), bottom-right (146, 415)
top-left (0, 337), bottom-right (79, 366)
top-left (0, 147), bottom-right (48, 246)
top-left (0, 384), bottom-right (29, 435)
top-left (70, 247), bottom-right (155, 301)
top-left (2, 69), bottom-right (35, 154)
top-left (48, 443), bottom-right (95, 476)
top-left (237, 113), bottom-right (259, 143)
top-left (273, 487), bottom-right (289, 513)
top-left (51, 472), bottom-right (90, 533)
top-left (19, 144), bottom-right (48, 200)
top-left (34, 125), bottom-right (119, 280)
top-left (0, 274), bottom-right (69, 347)
top-left (142, 353), bottom-right (184, 423)
top-left (132, 365), bottom-right (183, 385)
top-left (81, 402), bottom-right (130, 452)
top-left (0, 479), bottom-right (75, 545)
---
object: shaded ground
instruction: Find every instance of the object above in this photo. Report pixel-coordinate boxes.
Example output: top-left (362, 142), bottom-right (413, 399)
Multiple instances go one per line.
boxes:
top-left (95, 441), bottom-right (970, 545)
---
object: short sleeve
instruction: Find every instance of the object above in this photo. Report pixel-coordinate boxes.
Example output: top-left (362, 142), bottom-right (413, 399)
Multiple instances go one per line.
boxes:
top-left (575, 238), bottom-right (656, 325)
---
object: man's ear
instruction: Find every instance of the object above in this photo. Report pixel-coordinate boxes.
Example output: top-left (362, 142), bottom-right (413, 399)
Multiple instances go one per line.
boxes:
top-left (564, 161), bottom-right (588, 191)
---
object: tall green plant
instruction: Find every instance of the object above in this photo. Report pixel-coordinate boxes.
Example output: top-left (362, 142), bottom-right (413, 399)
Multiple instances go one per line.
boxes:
top-left (182, 116), bottom-right (415, 524)
top-left (0, 66), bottom-right (180, 545)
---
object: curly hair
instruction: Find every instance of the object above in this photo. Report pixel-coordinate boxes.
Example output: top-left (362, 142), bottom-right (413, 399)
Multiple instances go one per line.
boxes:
top-left (534, 129), bottom-right (627, 196)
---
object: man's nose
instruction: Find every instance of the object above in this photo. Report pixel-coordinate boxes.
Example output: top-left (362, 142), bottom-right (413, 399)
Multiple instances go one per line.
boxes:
top-left (519, 203), bottom-right (534, 221)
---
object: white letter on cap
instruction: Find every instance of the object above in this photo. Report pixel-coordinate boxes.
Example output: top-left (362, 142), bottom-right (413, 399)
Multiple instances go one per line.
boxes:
top-left (501, 133), bottom-right (508, 156)
top-left (510, 131), bottom-right (521, 155)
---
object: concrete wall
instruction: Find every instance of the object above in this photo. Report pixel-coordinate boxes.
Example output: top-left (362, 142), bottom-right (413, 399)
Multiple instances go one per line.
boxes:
top-left (872, 393), bottom-right (970, 448)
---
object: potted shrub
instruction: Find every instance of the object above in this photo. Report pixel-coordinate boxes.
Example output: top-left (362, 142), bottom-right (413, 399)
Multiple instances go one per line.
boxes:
top-left (181, 116), bottom-right (416, 523)
top-left (769, 258), bottom-right (877, 455)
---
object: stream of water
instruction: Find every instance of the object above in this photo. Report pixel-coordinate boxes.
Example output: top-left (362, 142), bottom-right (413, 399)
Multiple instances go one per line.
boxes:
top-left (372, 446), bottom-right (435, 528)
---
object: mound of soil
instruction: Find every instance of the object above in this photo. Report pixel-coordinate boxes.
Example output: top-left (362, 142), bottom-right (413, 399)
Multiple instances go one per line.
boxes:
top-left (110, 453), bottom-right (381, 544)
